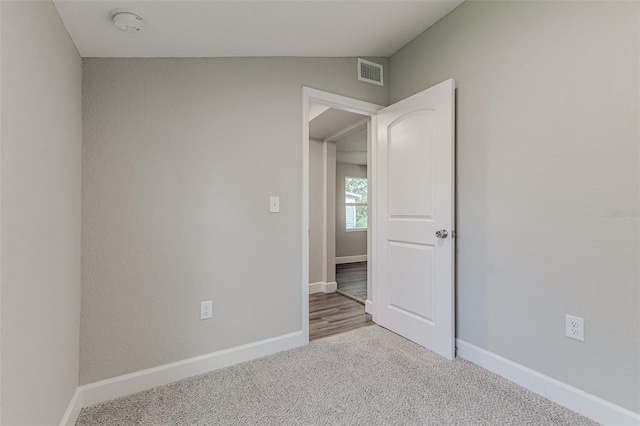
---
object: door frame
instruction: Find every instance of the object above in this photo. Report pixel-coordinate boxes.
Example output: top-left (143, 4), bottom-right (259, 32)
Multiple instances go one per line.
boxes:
top-left (301, 87), bottom-right (383, 343)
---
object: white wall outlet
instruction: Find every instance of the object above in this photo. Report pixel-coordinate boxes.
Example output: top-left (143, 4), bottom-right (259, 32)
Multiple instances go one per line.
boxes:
top-left (565, 314), bottom-right (584, 342)
top-left (270, 196), bottom-right (280, 213)
top-left (200, 300), bottom-right (212, 320)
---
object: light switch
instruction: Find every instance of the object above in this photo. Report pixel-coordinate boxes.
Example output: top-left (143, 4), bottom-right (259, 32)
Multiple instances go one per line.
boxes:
top-left (270, 196), bottom-right (280, 213)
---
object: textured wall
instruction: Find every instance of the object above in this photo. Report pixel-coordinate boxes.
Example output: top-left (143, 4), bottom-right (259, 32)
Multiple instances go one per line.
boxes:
top-left (389, 1), bottom-right (639, 411)
top-left (336, 162), bottom-right (368, 258)
top-left (1, 1), bottom-right (82, 424)
top-left (81, 57), bottom-right (388, 384)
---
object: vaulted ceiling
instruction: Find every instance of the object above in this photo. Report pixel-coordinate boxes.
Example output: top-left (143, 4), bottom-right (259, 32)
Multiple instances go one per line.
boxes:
top-left (53, 1), bottom-right (463, 58)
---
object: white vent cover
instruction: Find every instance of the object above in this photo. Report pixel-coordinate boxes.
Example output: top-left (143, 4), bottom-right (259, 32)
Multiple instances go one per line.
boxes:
top-left (358, 58), bottom-right (383, 86)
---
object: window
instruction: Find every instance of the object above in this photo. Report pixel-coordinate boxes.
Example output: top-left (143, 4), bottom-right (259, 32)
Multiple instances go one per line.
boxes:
top-left (345, 177), bottom-right (367, 230)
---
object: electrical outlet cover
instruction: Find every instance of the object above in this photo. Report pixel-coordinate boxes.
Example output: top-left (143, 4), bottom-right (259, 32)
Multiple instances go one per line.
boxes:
top-left (201, 300), bottom-right (213, 320)
top-left (565, 314), bottom-right (584, 342)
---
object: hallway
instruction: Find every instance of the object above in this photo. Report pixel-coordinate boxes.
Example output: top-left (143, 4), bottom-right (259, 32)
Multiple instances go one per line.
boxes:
top-left (336, 261), bottom-right (367, 302)
top-left (309, 292), bottom-right (373, 340)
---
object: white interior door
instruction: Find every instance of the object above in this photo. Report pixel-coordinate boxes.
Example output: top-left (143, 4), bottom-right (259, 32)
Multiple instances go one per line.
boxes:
top-left (375, 79), bottom-right (455, 360)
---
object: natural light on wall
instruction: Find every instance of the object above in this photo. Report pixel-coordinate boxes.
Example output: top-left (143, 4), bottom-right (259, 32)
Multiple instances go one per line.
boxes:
top-left (345, 177), bottom-right (368, 230)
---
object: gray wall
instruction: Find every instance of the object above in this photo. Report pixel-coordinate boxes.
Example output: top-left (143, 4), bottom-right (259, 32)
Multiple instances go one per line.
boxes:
top-left (309, 138), bottom-right (324, 284)
top-left (1, 1), bottom-right (82, 424)
top-left (336, 162), bottom-right (367, 258)
top-left (82, 57), bottom-right (388, 384)
top-left (389, 1), bottom-right (639, 411)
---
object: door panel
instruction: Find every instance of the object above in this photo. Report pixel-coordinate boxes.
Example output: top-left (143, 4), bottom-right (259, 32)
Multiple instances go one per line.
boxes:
top-left (388, 111), bottom-right (435, 219)
top-left (388, 241), bottom-right (435, 323)
top-left (375, 79), bottom-right (455, 360)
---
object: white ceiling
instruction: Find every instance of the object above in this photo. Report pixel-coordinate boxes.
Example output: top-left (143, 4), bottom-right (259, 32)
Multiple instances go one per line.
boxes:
top-left (310, 107), bottom-right (368, 165)
top-left (335, 127), bottom-right (367, 165)
top-left (309, 107), bottom-right (365, 141)
top-left (53, 1), bottom-right (463, 58)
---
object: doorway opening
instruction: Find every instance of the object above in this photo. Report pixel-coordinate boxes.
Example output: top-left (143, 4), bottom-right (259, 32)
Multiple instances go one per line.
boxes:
top-left (301, 88), bottom-right (383, 342)
top-left (310, 110), bottom-right (369, 340)
top-left (303, 80), bottom-right (456, 357)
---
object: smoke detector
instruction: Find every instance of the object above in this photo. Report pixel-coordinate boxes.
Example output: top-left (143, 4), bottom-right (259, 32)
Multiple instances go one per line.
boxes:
top-left (110, 9), bottom-right (145, 33)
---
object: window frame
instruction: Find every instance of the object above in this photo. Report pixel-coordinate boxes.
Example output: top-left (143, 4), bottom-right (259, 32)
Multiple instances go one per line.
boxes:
top-left (344, 176), bottom-right (368, 231)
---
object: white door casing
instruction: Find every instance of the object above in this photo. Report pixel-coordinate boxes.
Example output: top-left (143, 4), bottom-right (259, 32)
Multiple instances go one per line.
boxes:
top-left (374, 79), bottom-right (455, 359)
top-left (302, 87), bottom-right (383, 342)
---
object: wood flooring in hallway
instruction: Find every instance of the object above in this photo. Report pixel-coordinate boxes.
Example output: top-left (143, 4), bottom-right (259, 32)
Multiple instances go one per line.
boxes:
top-left (336, 261), bottom-right (367, 302)
top-left (309, 292), bottom-right (374, 341)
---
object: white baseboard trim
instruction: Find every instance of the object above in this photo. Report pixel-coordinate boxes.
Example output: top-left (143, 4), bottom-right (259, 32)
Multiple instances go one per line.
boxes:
top-left (59, 388), bottom-right (82, 426)
top-left (324, 281), bottom-right (337, 293)
top-left (335, 255), bottom-right (367, 264)
top-left (309, 282), bottom-right (325, 294)
top-left (365, 299), bottom-right (374, 316)
top-left (309, 281), bottom-right (337, 294)
top-left (456, 339), bottom-right (640, 426)
top-left (60, 330), bottom-right (305, 424)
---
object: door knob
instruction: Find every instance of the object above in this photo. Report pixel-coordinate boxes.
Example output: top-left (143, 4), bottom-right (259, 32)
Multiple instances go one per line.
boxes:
top-left (435, 229), bottom-right (448, 239)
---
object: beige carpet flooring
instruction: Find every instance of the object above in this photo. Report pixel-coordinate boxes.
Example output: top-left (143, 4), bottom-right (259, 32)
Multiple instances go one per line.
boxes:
top-left (76, 326), bottom-right (598, 425)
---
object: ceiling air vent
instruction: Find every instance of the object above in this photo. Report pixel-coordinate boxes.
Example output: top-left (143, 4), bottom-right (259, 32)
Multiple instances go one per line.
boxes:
top-left (358, 58), bottom-right (384, 86)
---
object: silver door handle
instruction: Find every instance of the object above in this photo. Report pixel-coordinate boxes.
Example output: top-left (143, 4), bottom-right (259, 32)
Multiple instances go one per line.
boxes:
top-left (435, 229), bottom-right (448, 239)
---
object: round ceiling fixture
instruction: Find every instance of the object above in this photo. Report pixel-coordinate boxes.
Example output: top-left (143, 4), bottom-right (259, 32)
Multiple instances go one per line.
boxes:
top-left (110, 9), bottom-right (145, 33)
